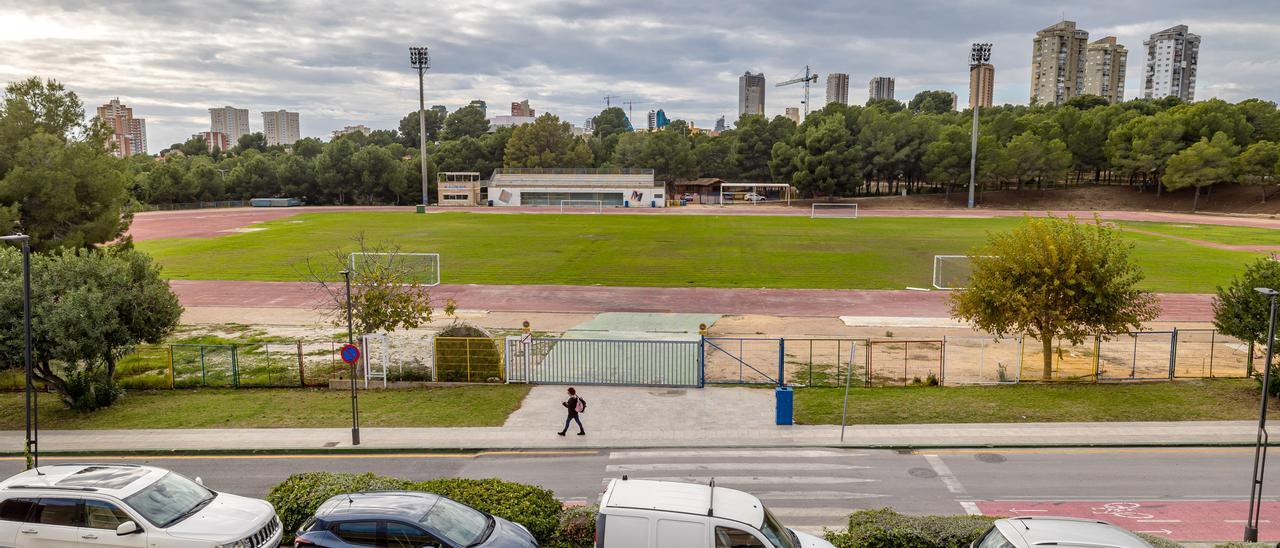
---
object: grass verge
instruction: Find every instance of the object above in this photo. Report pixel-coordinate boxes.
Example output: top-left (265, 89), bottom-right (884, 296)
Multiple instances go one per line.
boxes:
top-left (0, 385), bottom-right (530, 429)
top-left (794, 379), bottom-right (1277, 424)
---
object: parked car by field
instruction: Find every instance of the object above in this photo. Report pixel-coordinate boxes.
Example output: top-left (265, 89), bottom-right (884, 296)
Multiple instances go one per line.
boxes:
top-left (595, 478), bottom-right (834, 548)
top-left (0, 463), bottom-right (281, 548)
top-left (294, 491), bottom-right (537, 548)
top-left (744, 193), bottom-right (766, 202)
top-left (972, 516), bottom-right (1152, 548)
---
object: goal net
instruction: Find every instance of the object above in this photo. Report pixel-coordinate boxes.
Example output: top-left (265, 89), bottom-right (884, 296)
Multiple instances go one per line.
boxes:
top-left (348, 252), bottom-right (441, 287)
top-left (560, 199), bottom-right (604, 213)
top-left (811, 203), bottom-right (859, 218)
top-left (932, 255), bottom-right (975, 290)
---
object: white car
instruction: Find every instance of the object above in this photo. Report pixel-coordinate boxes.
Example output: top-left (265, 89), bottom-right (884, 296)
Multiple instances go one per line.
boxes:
top-left (972, 516), bottom-right (1153, 547)
top-left (0, 463), bottom-right (281, 548)
top-left (743, 193), bottom-right (767, 202)
top-left (595, 478), bottom-right (834, 548)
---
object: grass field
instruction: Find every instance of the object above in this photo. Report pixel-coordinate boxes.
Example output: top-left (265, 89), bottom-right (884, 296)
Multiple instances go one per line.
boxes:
top-left (1118, 220), bottom-right (1280, 246)
top-left (134, 211), bottom-right (1272, 292)
top-left (793, 379), bottom-right (1276, 424)
top-left (0, 386), bottom-right (530, 429)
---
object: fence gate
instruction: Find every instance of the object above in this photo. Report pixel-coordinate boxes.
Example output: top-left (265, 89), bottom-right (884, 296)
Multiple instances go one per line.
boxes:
top-left (505, 337), bottom-right (701, 387)
top-left (702, 337), bottom-right (781, 385)
top-left (1098, 331), bottom-right (1175, 381)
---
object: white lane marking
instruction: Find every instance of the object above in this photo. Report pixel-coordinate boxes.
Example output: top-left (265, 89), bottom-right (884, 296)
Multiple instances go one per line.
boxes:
top-left (609, 450), bottom-right (862, 459)
top-left (643, 476), bottom-right (876, 485)
top-left (960, 501), bottom-right (982, 516)
top-left (924, 454), bottom-right (967, 495)
top-left (789, 525), bottom-right (844, 536)
top-left (767, 507), bottom-right (856, 518)
top-left (1136, 519), bottom-right (1182, 523)
top-left (607, 463), bottom-right (869, 473)
top-left (1007, 509), bottom-right (1049, 513)
top-left (1224, 520), bottom-right (1271, 523)
top-left (755, 491), bottom-right (888, 501)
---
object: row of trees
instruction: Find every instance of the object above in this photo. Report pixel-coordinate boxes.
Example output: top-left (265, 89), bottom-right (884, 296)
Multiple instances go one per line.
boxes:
top-left (134, 93), bottom-right (1280, 208)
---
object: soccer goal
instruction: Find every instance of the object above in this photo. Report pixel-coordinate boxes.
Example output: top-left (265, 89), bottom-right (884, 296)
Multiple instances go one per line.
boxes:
top-left (560, 199), bottom-right (604, 213)
top-left (811, 203), bottom-right (859, 218)
top-left (719, 183), bottom-right (792, 206)
top-left (348, 252), bottom-right (441, 287)
top-left (932, 255), bottom-right (996, 290)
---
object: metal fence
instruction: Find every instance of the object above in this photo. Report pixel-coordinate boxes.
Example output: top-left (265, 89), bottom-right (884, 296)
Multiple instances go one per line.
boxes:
top-left (505, 336), bottom-right (701, 387)
top-left (435, 337), bottom-right (504, 383)
top-left (115, 342), bottom-right (335, 389)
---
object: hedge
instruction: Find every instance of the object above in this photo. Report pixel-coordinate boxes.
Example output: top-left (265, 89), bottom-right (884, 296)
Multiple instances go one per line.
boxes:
top-left (547, 505), bottom-right (598, 548)
top-left (265, 472), bottom-right (563, 544)
top-left (823, 508), bottom-right (997, 548)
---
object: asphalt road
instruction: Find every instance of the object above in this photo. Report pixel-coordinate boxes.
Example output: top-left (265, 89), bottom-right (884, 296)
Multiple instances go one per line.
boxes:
top-left (2, 447), bottom-right (1276, 541)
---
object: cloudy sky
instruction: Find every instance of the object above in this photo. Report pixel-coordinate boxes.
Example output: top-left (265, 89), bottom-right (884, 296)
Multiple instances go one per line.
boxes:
top-left (1, 0), bottom-right (1276, 153)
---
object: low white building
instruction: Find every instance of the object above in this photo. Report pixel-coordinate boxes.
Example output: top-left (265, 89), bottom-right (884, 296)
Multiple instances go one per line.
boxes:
top-left (487, 168), bottom-right (664, 207)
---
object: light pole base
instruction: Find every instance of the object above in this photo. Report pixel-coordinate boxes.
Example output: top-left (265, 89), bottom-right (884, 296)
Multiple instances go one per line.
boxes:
top-left (1243, 525), bottom-right (1257, 542)
top-left (351, 428), bottom-right (360, 446)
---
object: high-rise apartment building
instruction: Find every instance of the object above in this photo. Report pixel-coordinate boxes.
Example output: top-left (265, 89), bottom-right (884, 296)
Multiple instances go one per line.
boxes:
top-left (868, 77), bottom-right (895, 101)
top-left (714, 116), bottom-right (726, 133)
top-left (826, 73), bottom-right (849, 105)
top-left (430, 105), bottom-right (448, 116)
top-left (1143, 25), bottom-right (1199, 101)
top-left (511, 99), bottom-right (535, 117)
top-left (261, 110), bottom-right (300, 146)
top-left (784, 107), bottom-right (800, 124)
top-left (969, 64), bottom-right (995, 109)
top-left (1083, 36), bottom-right (1128, 104)
top-left (647, 110), bottom-right (657, 131)
top-left (1030, 20), bottom-right (1089, 105)
top-left (193, 131), bottom-right (229, 153)
top-left (738, 72), bottom-right (766, 116)
top-left (209, 106), bottom-right (251, 143)
top-left (468, 100), bottom-right (487, 117)
top-left (332, 125), bottom-right (371, 139)
top-left (96, 98), bottom-right (146, 158)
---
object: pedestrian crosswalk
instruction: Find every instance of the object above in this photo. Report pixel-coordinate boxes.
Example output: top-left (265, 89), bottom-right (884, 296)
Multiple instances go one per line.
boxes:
top-left (600, 448), bottom-right (889, 535)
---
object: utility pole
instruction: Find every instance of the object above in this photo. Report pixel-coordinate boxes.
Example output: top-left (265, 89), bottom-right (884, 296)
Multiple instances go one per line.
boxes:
top-left (1244, 287), bottom-right (1277, 542)
top-left (968, 43), bottom-right (992, 209)
top-left (410, 46), bottom-right (431, 208)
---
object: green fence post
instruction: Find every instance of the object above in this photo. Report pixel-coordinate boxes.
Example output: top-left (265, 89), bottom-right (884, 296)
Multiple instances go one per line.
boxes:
top-left (232, 345), bottom-right (239, 388)
top-left (1168, 328), bottom-right (1178, 380)
top-left (168, 346), bottom-right (175, 389)
top-left (777, 338), bottom-right (785, 387)
top-left (200, 345), bottom-right (206, 387)
top-left (298, 341), bottom-right (305, 386)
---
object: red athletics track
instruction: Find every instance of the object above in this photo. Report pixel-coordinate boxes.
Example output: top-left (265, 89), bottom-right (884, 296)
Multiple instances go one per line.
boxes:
top-left (975, 500), bottom-right (1280, 542)
top-left (169, 280), bottom-right (1215, 321)
top-left (127, 205), bottom-right (1280, 242)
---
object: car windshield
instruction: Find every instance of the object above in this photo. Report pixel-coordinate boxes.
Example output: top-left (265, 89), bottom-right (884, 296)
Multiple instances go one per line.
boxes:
top-left (123, 472), bottom-right (214, 527)
top-left (420, 497), bottom-right (491, 546)
top-left (759, 507), bottom-right (797, 548)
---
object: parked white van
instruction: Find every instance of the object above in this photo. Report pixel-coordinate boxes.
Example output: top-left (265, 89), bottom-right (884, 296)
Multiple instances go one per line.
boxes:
top-left (595, 478), bottom-right (835, 548)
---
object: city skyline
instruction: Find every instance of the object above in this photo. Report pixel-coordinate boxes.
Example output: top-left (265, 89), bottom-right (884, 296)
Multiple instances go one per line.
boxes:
top-left (3, 1), bottom-right (1277, 151)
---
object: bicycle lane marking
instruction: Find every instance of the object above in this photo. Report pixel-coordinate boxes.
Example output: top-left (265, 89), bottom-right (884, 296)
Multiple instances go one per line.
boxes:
top-left (974, 500), bottom-right (1280, 542)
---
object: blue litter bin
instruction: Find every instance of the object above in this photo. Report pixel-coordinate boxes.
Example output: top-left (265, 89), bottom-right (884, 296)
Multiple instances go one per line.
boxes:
top-left (624, 200), bottom-right (630, 208)
top-left (775, 386), bottom-right (793, 425)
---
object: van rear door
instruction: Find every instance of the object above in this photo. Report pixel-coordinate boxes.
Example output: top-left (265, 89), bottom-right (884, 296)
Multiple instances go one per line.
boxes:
top-left (656, 518), bottom-right (706, 547)
top-left (601, 514), bottom-right (648, 548)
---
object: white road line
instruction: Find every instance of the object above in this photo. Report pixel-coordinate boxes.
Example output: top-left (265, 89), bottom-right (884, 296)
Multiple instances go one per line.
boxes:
top-left (644, 476), bottom-right (876, 485)
top-left (959, 501), bottom-right (982, 516)
top-left (1136, 519), bottom-right (1182, 523)
top-left (1224, 520), bottom-right (1271, 523)
top-left (755, 491), bottom-right (888, 501)
top-left (607, 463), bottom-right (870, 473)
top-left (767, 507), bottom-right (857, 518)
top-left (789, 525), bottom-right (844, 536)
top-left (924, 454), bottom-right (967, 495)
top-left (609, 450), bottom-right (862, 459)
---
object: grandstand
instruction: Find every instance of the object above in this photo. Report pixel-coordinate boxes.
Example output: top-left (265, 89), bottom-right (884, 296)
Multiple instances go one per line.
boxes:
top-left (487, 168), bottom-right (663, 208)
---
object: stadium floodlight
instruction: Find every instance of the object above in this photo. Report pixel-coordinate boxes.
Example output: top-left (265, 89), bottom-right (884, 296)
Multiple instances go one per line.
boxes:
top-left (409, 46), bottom-right (430, 208)
top-left (560, 200), bottom-right (605, 214)
top-left (968, 43), bottom-right (992, 210)
top-left (811, 203), bottom-right (859, 219)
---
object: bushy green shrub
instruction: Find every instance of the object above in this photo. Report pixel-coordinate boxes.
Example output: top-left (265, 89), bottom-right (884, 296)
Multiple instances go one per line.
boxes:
top-left (547, 505), bottom-right (597, 548)
top-left (1137, 533), bottom-right (1183, 547)
top-left (63, 367), bottom-right (122, 411)
top-left (823, 508), bottom-right (995, 548)
top-left (413, 477), bottom-right (563, 543)
top-left (266, 472), bottom-right (565, 544)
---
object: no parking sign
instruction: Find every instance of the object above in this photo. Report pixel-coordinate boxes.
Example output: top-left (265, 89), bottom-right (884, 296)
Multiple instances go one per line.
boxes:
top-left (340, 343), bottom-right (361, 365)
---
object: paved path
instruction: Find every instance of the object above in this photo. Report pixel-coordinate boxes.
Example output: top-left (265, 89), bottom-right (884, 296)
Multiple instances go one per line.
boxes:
top-left (169, 280), bottom-right (1217, 321)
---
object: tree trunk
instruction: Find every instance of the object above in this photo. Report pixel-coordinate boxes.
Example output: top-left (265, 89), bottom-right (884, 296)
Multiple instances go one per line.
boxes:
top-left (1042, 336), bottom-right (1054, 380)
top-left (1192, 186), bottom-right (1200, 212)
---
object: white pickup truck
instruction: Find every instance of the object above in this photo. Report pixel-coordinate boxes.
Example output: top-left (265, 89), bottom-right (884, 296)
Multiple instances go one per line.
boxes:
top-left (595, 478), bottom-right (834, 548)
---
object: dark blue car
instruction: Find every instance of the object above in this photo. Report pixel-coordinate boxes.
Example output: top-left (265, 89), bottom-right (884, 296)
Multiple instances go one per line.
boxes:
top-left (294, 492), bottom-right (538, 548)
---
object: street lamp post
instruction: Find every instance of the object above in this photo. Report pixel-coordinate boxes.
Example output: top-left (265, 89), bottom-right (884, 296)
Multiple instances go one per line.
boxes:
top-left (1244, 286), bottom-right (1277, 542)
top-left (2, 234), bottom-right (34, 468)
top-left (967, 43), bottom-right (992, 209)
top-left (341, 269), bottom-right (360, 446)
top-left (410, 46), bottom-right (431, 208)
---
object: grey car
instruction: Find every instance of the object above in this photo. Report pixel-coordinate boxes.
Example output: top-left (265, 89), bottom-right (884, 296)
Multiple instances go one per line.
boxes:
top-left (972, 516), bottom-right (1153, 548)
top-left (294, 492), bottom-right (538, 548)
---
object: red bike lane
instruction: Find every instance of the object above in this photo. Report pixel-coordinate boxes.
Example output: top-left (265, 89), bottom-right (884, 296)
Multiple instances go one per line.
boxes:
top-left (975, 500), bottom-right (1280, 542)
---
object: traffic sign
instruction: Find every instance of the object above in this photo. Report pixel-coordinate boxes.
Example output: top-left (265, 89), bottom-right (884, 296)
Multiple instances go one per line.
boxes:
top-left (340, 343), bottom-right (361, 365)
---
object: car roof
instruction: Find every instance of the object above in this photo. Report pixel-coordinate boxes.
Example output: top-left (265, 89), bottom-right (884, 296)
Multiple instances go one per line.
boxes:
top-left (0, 464), bottom-right (167, 499)
top-left (316, 491), bottom-right (440, 521)
top-left (601, 479), bottom-right (764, 529)
top-left (997, 517), bottom-right (1151, 547)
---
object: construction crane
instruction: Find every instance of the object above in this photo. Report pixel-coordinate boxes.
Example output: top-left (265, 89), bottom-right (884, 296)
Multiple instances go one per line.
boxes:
top-left (776, 65), bottom-right (818, 118)
top-left (603, 95), bottom-right (619, 108)
top-left (621, 100), bottom-right (646, 128)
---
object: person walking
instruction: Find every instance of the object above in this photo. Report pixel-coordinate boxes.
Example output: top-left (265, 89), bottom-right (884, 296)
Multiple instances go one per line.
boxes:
top-left (558, 387), bottom-right (585, 436)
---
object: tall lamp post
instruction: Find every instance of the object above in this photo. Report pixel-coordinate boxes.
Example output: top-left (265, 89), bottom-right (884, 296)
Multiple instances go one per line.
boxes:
top-left (341, 269), bottom-right (360, 446)
top-left (2, 234), bottom-right (35, 468)
top-left (967, 43), bottom-right (992, 209)
top-left (410, 46), bottom-right (431, 208)
top-left (1245, 287), bottom-right (1277, 542)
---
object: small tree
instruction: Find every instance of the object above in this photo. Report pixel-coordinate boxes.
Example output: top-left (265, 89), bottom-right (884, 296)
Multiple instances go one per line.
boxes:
top-left (310, 236), bottom-right (452, 338)
top-left (1212, 255), bottom-right (1280, 385)
top-left (948, 216), bottom-right (1160, 379)
top-left (1164, 131), bottom-right (1239, 211)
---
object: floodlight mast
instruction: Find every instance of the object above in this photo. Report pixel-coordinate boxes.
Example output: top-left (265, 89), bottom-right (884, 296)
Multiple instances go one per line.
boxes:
top-left (410, 46), bottom-right (430, 208)
top-left (968, 43), bottom-right (992, 209)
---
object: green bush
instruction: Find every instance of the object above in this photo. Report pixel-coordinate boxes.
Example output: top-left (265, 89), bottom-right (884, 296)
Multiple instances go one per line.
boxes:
top-left (823, 508), bottom-right (996, 548)
top-left (547, 505), bottom-right (597, 548)
top-left (63, 367), bottom-right (122, 411)
top-left (266, 472), bottom-right (565, 544)
top-left (1137, 533), bottom-right (1182, 547)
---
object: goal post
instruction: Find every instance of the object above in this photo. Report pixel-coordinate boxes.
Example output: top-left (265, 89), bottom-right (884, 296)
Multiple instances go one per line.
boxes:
top-left (348, 252), bottom-right (441, 287)
top-left (811, 203), bottom-right (859, 218)
top-left (559, 199), bottom-right (604, 213)
top-left (718, 183), bottom-right (792, 206)
top-left (932, 255), bottom-right (997, 290)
